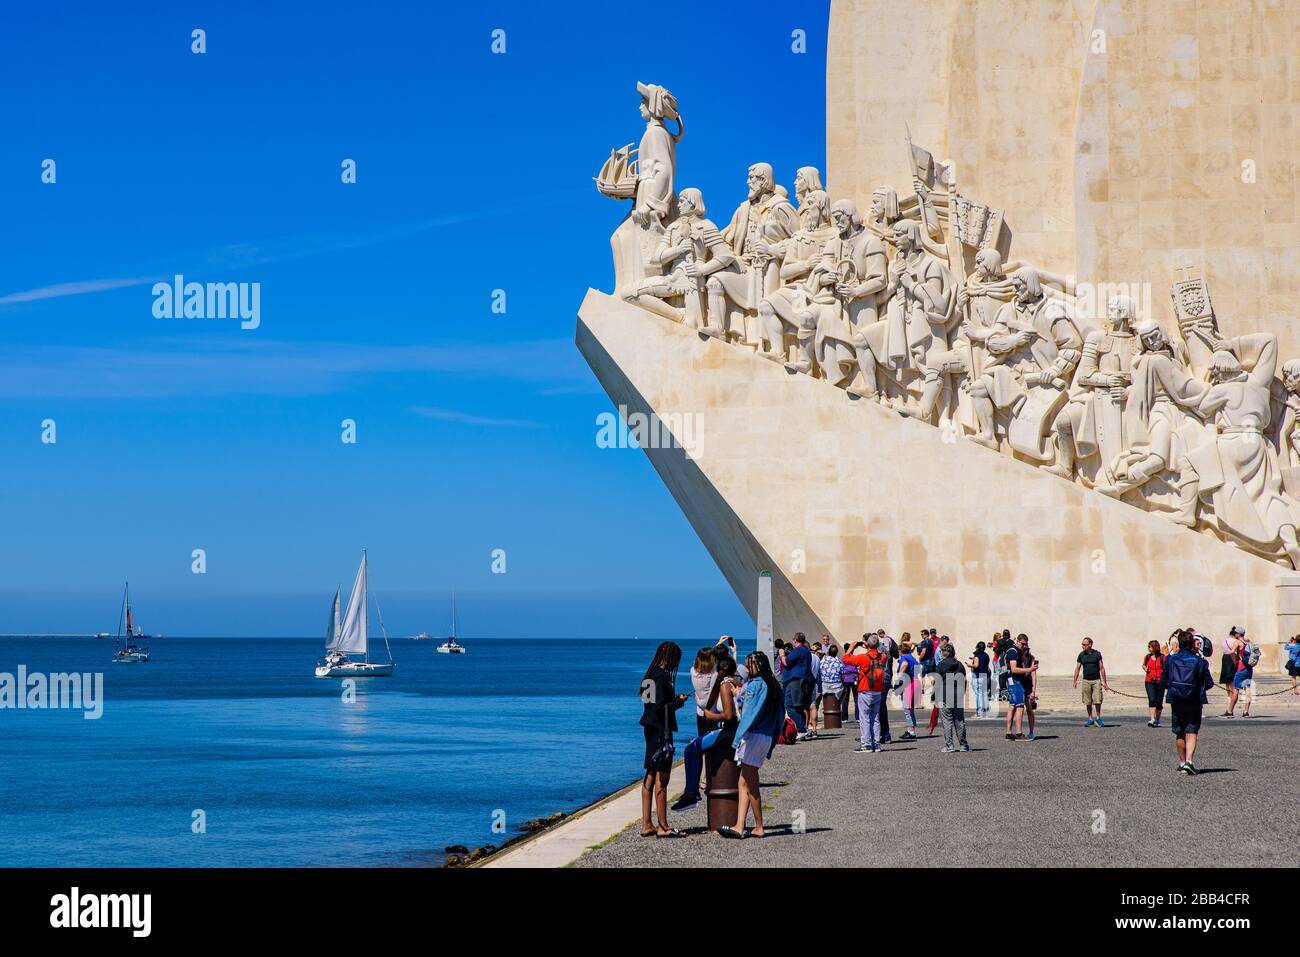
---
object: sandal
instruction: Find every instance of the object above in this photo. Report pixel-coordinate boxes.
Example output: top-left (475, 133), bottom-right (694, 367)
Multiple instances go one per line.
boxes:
top-left (654, 828), bottom-right (685, 839)
top-left (717, 826), bottom-right (745, 840)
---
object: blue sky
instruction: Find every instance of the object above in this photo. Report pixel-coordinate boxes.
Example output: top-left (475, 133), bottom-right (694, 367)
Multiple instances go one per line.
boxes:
top-left (0, 0), bottom-right (829, 637)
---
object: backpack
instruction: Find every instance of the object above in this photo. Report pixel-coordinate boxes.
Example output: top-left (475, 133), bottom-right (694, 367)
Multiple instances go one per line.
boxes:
top-left (863, 651), bottom-right (888, 693)
top-left (779, 715), bottom-right (798, 745)
top-left (1164, 654), bottom-right (1203, 703)
top-left (1198, 635), bottom-right (1212, 657)
top-left (1242, 642), bottom-right (1261, 668)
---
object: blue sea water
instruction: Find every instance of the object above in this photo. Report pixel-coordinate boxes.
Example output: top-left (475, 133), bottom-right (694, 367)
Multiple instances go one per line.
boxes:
top-left (0, 636), bottom-right (721, 867)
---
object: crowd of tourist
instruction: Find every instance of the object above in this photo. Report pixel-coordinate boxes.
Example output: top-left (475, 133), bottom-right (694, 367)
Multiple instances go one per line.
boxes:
top-left (638, 623), bottom-right (1299, 839)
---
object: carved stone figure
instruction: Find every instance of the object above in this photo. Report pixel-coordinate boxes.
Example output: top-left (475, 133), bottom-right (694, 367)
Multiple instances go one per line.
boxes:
top-left (849, 219), bottom-right (950, 408)
top-left (623, 188), bottom-right (735, 326)
top-left (597, 82), bottom-right (684, 298)
top-left (596, 86), bottom-right (1300, 573)
top-left (953, 248), bottom-right (1017, 431)
top-left (889, 219), bottom-right (959, 421)
top-left (1280, 359), bottom-right (1300, 473)
top-left (967, 268), bottom-right (1082, 458)
top-left (755, 189), bottom-right (837, 364)
top-left (793, 167), bottom-right (824, 210)
top-left (798, 200), bottom-right (887, 384)
top-left (1044, 295), bottom-right (1141, 485)
top-left (864, 186), bottom-right (906, 259)
top-left (707, 163), bottom-right (798, 341)
top-left (1095, 321), bottom-right (1205, 516)
top-left (1181, 335), bottom-right (1300, 566)
top-left (631, 83), bottom-right (683, 228)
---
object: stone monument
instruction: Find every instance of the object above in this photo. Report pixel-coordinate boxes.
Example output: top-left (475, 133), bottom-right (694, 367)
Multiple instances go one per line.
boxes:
top-left (581, 4), bottom-right (1300, 672)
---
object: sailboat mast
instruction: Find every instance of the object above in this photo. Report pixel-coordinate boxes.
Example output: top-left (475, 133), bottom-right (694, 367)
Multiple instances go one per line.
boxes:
top-left (451, 592), bottom-right (457, 640)
top-left (116, 580), bottom-right (128, 647)
top-left (360, 549), bottom-right (369, 661)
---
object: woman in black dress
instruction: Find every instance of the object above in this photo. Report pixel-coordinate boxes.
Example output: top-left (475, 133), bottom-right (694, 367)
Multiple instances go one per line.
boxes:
top-left (639, 641), bottom-right (687, 838)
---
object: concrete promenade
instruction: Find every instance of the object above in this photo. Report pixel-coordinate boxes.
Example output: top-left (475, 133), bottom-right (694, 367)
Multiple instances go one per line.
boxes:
top-left (487, 677), bottom-right (1299, 868)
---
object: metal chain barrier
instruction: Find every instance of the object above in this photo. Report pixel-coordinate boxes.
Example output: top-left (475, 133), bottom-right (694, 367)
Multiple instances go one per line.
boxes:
top-left (1104, 680), bottom-right (1297, 700)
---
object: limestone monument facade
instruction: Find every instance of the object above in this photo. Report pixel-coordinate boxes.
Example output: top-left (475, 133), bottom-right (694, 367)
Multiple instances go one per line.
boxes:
top-left (581, 4), bottom-right (1300, 672)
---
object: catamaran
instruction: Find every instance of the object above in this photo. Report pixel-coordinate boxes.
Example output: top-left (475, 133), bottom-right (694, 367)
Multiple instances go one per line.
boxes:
top-left (315, 551), bottom-right (395, 677)
top-left (436, 592), bottom-right (466, 654)
top-left (112, 582), bottom-right (151, 664)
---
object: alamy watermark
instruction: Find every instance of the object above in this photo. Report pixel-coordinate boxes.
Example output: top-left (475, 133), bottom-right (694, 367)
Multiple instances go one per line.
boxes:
top-left (152, 274), bottom-right (260, 330)
top-left (0, 666), bottom-right (103, 720)
top-left (596, 405), bottom-right (704, 458)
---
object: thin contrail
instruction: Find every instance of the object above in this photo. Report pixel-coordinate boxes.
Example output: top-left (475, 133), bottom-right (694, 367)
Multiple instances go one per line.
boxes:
top-left (0, 192), bottom-right (580, 307)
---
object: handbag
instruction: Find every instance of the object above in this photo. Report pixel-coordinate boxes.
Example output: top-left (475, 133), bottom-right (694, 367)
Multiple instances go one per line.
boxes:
top-left (651, 726), bottom-right (675, 765)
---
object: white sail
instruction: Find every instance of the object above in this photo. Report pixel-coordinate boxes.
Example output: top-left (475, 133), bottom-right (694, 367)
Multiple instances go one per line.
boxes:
top-left (337, 553), bottom-right (368, 655)
top-left (324, 586), bottom-right (341, 651)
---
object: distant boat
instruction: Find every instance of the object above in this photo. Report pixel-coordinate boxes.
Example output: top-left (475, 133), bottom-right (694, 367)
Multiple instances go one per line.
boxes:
top-left (93, 632), bottom-right (112, 640)
top-left (315, 551), bottom-right (395, 678)
top-left (436, 593), bottom-right (466, 654)
top-left (411, 631), bottom-right (433, 641)
top-left (112, 582), bottom-right (151, 664)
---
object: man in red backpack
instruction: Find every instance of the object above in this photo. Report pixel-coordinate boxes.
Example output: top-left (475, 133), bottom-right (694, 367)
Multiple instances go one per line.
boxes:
top-left (843, 635), bottom-right (889, 753)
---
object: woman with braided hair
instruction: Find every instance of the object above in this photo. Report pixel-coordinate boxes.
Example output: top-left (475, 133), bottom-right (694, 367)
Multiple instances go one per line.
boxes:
top-left (639, 641), bottom-right (687, 838)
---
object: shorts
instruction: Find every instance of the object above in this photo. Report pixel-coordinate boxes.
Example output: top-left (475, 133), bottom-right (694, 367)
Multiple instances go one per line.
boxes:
top-left (1169, 700), bottom-right (1203, 736)
top-left (1287, 660), bottom-right (1300, 678)
top-left (786, 679), bottom-right (812, 709)
top-left (1232, 670), bottom-right (1252, 691)
top-left (734, 733), bottom-right (772, 768)
top-left (1007, 681), bottom-right (1026, 707)
top-left (1144, 680), bottom-right (1162, 708)
top-left (1081, 678), bottom-right (1103, 705)
top-left (1219, 656), bottom-right (1237, 686)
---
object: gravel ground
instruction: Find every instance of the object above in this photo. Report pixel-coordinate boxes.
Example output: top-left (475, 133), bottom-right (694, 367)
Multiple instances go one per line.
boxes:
top-left (575, 689), bottom-right (1300, 868)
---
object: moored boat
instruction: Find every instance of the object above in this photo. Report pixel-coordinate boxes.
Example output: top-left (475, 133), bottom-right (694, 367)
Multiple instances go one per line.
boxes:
top-left (435, 593), bottom-right (466, 654)
top-left (112, 582), bottom-right (151, 664)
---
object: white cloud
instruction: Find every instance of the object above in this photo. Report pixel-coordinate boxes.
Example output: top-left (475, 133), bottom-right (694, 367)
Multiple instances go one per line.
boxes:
top-left (409, 406), bottom-right (543, 428)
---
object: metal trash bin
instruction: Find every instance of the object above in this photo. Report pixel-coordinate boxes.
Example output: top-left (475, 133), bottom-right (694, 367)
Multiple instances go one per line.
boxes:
top-left (704, 750), bottom-right (740, 832)
top-left (821, 692), bottom-right (842, 728)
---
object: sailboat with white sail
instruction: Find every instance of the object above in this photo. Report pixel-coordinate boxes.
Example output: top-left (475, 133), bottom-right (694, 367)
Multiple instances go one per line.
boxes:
top-left (112, 581), bottom-right (151, 664)
top-left (314, 550), bottom-right (395, 677)
top-left (436, 592), bottom-right (465, 654)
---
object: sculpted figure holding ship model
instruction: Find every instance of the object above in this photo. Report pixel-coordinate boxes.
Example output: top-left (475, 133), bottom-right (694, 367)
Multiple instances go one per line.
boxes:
top-left (631, 82), bottom-right (682, 228)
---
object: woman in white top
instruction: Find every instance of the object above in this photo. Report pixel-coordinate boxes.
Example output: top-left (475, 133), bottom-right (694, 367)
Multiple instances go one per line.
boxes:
top-left (689, 647), bottom-right (719, 737)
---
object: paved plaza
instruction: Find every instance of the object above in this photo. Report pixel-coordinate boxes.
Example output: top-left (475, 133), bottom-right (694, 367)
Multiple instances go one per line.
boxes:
top-left (576, 678), bottom-right (1299, 868)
